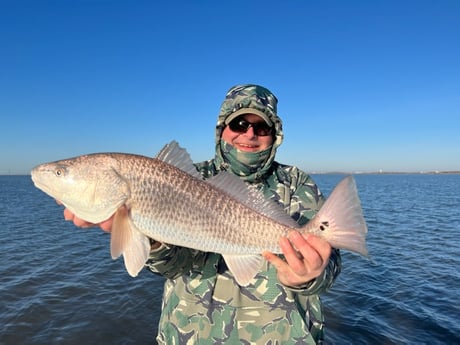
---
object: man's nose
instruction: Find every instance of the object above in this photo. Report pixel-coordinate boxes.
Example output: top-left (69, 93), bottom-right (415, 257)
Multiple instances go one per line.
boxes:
top-left (243, 125), bottom-right (256, 138)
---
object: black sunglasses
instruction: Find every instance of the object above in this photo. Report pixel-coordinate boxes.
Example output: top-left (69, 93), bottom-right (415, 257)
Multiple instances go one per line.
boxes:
top-left (228, 118), bottom-right (273, 137)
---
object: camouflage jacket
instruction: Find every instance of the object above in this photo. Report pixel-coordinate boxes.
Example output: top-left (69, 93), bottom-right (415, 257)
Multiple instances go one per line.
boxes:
top-left (145, 161), bottom-right (342, 344)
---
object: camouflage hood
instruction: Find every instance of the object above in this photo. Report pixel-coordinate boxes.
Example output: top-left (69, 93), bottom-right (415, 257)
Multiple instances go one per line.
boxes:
top-left (214, 84), bottom-right (284, 183)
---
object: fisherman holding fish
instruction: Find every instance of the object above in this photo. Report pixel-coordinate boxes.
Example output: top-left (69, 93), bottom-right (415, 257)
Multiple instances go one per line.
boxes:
top-left (40, 85), bottom-right (359, 344)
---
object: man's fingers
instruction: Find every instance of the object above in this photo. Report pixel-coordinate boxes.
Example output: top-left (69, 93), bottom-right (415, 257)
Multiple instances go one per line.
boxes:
top-left (304, 234), bottom-right (331, 264)
top-left (63, 208), bottom-right (95, 228)
top-left (280, 234), bottom-right (307, 272)
top-left (99, 218), bottom-right (113, 232)
top-left (63, 208), bottom-right (74, 221)
top-left (262, 251), bottom-right (286, 271)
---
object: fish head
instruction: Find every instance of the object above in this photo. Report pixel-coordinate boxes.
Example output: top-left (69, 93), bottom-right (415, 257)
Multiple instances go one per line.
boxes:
top-left (31, 154), bottom-right (130, 223)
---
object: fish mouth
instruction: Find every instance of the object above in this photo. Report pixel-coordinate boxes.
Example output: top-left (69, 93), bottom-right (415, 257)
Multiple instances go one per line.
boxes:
top-left (31, 168), bottom-right (59, 200)
top-left (31, 178), bottom-right (57, 200)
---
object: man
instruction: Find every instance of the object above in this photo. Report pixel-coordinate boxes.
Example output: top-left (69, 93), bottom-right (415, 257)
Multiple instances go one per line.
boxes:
top-left (65, 84), bottom-right (341, 344)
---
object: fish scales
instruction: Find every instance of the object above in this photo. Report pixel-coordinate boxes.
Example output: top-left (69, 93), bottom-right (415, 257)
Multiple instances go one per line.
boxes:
top-left (31, 141), bottom-right (368, 285)
top-left (121, 157), bottom-right (287, 254)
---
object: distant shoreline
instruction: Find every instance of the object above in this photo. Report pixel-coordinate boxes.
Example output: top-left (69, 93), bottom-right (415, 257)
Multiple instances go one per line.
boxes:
top-left (308, 171), bottom-right (460, 175)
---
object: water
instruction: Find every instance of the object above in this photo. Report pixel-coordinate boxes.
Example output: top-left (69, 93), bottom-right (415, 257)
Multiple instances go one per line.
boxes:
top-left (1, 174), bottom-right (459, 344)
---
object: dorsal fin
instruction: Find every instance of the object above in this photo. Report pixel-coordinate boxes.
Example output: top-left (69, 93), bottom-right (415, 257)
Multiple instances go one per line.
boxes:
top-left (157, 141), bottom-right (298, 228)
top-left (207, 172), bottom-right (299, 229)
top-left (156, 141), bottom-right (203, 179)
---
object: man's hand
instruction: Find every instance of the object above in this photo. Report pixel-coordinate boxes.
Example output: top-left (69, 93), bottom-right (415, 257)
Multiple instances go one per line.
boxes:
top-left (263, 231), bottom-right (331, 288)
top-left (62, 206), bottom-right (163, 251)
top-left (63, 207), bottom-right (113, 232)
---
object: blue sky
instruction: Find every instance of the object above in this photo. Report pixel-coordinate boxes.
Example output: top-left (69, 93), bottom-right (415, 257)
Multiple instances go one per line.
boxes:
top-left (1, 0), bottom-right (459, 174)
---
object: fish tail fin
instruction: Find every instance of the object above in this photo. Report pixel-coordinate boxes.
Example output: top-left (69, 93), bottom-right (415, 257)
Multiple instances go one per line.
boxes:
top-left (306, 176), bottom-right (368, 256)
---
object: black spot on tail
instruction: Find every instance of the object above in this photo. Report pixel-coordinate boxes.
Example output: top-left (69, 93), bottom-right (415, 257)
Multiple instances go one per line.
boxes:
top-left (319, 221), bottom-right (329, 231)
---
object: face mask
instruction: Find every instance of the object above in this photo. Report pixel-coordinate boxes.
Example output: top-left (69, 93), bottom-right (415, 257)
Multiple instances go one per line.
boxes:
top-left (220, 141), bottom-right (272, 181)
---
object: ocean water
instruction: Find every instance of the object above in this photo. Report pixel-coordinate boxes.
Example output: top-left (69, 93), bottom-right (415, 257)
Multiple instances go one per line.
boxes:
top-left (0, 174), bottom-right (459, 344)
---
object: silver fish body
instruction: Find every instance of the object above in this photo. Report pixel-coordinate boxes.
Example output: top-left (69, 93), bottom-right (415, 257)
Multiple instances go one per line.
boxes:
top-left (31, 141), bottom-right (368, 286)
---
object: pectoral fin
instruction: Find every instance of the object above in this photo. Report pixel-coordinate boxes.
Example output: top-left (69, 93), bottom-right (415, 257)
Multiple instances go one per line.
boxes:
top-left (223, 254), bottom-right (265, 286)
top-left (110, 206), bottom-right (151, 277)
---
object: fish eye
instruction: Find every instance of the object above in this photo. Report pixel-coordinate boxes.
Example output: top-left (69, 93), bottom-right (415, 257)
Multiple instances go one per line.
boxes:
top-left (55, 168), bottom-right (63, 177)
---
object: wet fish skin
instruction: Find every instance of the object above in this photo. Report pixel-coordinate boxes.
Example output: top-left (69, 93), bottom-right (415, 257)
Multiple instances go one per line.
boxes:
top-left (31, 141), bottom-right (368, 286)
